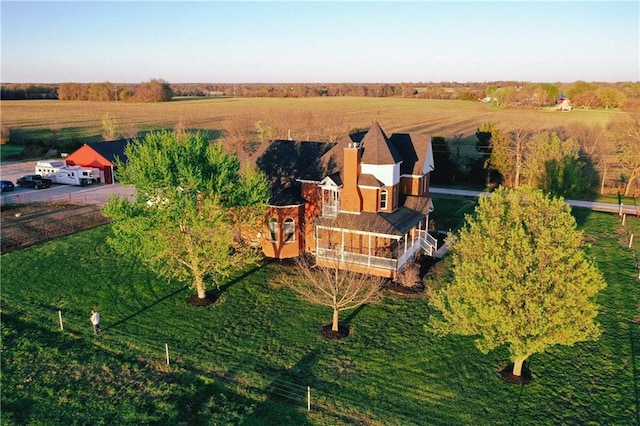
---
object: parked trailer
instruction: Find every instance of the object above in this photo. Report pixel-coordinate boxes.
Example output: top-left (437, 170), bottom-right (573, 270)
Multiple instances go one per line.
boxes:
top-left (35, 161), bottom-right (100, 186)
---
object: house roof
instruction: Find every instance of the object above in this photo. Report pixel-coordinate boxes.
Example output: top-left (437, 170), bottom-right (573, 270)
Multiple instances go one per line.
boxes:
top-left (85, 139), bottom-right (129, 165)
top-left (269, 184), bottom-right (307, 206)
top-left (255, 139), bottom-right (334, 190)
top-left (314, 198), bottom-right (430, 236)
top-left (389, 133), bottom-right (431, 175)
top-left (359, 122), bottom-right (403, 165)
top-left (358, 173), bottom-right (384, 187)
top-left (319, 123), bottom-right (430, 182)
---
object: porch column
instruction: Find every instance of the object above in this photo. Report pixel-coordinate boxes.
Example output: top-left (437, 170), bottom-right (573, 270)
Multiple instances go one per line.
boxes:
top-left (368, 234), bottom-right (372, 267)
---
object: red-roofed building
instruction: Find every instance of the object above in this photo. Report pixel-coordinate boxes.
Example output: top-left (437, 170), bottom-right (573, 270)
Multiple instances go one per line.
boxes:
top-left (64, 140), bottom-right (128, 184)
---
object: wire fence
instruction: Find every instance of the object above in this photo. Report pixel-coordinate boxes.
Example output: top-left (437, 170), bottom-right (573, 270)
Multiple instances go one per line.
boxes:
top-left (0, 185), bottom-right (133, 207)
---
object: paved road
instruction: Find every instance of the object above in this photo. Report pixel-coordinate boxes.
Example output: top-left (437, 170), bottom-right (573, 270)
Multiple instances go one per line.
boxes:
top-left (1, 159), bottom-right (133, 207)
top-left (430, 187), bottom-right (640, 216)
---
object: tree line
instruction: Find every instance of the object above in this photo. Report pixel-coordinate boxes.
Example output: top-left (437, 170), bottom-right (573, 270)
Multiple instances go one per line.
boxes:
top-left (2, 80), bottom-right (638, 111)
top-left (1, 79), bottom-right (173, 102)
top-left (430, 115), bottom-right (640, 197)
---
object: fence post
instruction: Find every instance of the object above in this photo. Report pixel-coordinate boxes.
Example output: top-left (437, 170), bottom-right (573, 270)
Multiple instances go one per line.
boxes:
top-left (630, 234), bottom-right (634, 249)
top-left (307, 386), bottom-right (311, 412)
top-left (58, 310), bottom-right (64, 330)
top-left (165, 343), bottom-right (170, 366)
top-left (622, 213), bottom-right (626, 226)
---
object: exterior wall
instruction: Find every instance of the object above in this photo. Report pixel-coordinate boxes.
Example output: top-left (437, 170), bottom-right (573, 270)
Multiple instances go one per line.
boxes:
top-left (301, 182), bottom-right (322, 252)
top-left (65, 146), bottom-right (115, 183)
top-left (261, 205), bottom-right (304, 259)
top-left (360, 186), bottom-right (379, 212)
top-left (361, 163), bottom-right (400, 187)
top-left (400, 176), bottom-right (421, 196)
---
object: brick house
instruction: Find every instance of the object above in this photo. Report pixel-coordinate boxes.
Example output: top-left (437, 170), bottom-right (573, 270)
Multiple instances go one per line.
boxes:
top-left (259, 122), bottom-right (437, 279)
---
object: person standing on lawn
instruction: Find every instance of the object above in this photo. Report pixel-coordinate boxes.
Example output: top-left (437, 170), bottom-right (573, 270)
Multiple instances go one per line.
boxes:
top-left (90, 310), bottom-right (100, 335)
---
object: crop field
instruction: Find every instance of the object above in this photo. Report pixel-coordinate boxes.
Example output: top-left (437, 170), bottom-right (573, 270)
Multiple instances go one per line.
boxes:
top-left (0, 97), bottom-right (625, 152)
top-left (2, 196), bottom-right (639, 425)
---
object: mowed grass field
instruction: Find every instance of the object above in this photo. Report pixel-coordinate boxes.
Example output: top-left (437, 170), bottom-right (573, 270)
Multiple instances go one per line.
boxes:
top-left (0, 97), bottom-right (625, 151)
top-left (2, 196), bottom-right (639, 425)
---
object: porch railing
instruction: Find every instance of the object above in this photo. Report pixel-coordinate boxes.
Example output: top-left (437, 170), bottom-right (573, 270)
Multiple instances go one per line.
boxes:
top-left (316, 247), bottom-right (397, 271)
top-left (417, 230), bottom-right (438, 256)
top-left (322, 204), bottom-right (339, 217)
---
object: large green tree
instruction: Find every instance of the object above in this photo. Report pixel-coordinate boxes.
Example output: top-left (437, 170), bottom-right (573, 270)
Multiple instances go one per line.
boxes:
top-left (521, 131), bottom-right (587, 197)
top-left (428, 187), bottom-right (606, 377)
top-left (103, 130), bottom-right (269, 300)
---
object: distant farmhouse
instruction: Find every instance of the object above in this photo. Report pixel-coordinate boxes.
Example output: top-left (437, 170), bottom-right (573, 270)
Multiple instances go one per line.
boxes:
top-left (556, 94), bottom-right (572, 111)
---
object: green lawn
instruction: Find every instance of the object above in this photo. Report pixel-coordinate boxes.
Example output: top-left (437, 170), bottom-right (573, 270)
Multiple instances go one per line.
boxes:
top-left (1, 204), bottom-right (639, 425)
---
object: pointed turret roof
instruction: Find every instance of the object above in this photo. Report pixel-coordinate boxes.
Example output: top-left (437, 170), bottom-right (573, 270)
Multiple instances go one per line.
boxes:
top-left (360, 122), bottom-right (402, 165)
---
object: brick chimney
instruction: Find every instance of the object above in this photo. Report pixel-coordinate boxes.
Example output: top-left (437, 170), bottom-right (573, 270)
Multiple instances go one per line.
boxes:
top-left (340, 142), bottom-right (363, 213)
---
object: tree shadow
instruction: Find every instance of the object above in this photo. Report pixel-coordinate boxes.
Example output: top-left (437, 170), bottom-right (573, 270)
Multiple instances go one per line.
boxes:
top-left (106, 285), bottom-right (189, 330)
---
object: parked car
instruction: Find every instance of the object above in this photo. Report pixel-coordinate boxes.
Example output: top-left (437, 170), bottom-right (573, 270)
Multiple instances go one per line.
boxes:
top-left (0, 180), bottom-right (15, 192)
top-left (16, 174), bottom-right (52, 189)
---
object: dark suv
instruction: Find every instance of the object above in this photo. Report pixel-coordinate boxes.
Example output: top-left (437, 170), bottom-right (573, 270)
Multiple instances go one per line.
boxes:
top-left (16, 175), bottom-right (52, 189)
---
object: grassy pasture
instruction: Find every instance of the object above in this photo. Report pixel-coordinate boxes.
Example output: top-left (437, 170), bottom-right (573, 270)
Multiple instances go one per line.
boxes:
top-left (0, 98), bottom-right (624, 152)
top-left (1, 196), bottom-right (639, 425)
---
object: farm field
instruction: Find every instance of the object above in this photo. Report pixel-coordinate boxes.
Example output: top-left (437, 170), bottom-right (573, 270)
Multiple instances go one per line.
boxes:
top-left (0, 97), bottom-right (626, 151)
top-left (1, 196), bottom-right (639, 425)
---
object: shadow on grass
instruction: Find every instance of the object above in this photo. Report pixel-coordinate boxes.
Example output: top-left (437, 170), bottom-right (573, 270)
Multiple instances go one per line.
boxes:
top-left (1, 304), bottom-right (270, 425)
top-left (105, 285), bottom-right (189, 331)
top-left (219, 258), bottom-right (276, 293)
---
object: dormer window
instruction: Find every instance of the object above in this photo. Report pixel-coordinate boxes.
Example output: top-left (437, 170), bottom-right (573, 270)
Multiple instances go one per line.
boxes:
top-left (380, 189), bottom-right (388, 210)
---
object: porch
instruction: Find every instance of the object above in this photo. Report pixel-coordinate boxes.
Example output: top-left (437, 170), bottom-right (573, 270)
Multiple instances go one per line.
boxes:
top-left (314, 224), bottom-right (438, 277)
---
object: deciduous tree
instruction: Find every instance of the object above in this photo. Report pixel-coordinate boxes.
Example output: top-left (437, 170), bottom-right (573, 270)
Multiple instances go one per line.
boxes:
top-left (102, 131), bottom-right (269, 301)
top-left (286, 253), bottom-right (384, 334)
top-left (522, 131), bottom-right (586, 197)
top-left (428, 187), bottom-right (605, 378)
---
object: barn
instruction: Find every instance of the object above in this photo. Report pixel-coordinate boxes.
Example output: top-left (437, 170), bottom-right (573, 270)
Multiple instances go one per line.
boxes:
top-left (65, 140), bottom-right (129, 184)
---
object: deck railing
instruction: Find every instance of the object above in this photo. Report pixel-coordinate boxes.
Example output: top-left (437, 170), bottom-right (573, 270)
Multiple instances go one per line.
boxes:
top-left (316, 247), bottom-right (397, 270)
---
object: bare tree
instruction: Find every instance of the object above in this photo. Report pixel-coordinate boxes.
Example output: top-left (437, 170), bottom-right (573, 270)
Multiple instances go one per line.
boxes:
top-left (101, 113), bottom-right (118, 141)
top-left (286, 250), bottom-right (385, 334)
top-left (507, 126), bottom-right (534, 188)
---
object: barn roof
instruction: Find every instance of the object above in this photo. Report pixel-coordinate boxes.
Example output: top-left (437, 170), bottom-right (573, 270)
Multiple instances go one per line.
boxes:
top-left (85, 139), bottom-right (129, 164)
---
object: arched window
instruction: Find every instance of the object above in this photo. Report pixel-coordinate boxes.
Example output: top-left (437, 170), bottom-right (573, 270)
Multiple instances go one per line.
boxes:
top-left (268, 218), bottom-right (279, 242)
top-left (284, 218), bottom-right (295, 243)
top-left (380, 189), bottom-right (388, 210)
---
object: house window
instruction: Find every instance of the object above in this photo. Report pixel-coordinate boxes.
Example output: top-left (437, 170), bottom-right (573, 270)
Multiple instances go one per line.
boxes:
top-left (284, 218), bottom-right (295, 243)
top-left (268, 218), bottom-right (279, 242)
top-left (380, 189), bottom-right (388, 210)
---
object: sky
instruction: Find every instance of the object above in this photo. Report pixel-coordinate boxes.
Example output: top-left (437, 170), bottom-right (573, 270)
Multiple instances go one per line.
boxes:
top-left (1, 1), bottom-right (638, 84)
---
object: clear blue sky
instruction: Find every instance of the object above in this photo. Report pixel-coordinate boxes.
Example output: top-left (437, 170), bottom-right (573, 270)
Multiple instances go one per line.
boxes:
top-left (1, 1), bottom-right (638, 83)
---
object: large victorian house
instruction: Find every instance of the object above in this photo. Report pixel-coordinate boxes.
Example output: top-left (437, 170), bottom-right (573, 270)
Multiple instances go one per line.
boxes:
top-left (259, 122), bottom-right (438, 279)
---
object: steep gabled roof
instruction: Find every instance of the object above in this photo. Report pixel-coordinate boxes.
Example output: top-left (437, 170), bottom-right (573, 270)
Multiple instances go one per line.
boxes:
top-left (389, 133), bottom-right (431, 175)
top-left (360, 122), bottom-right (402, 165)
